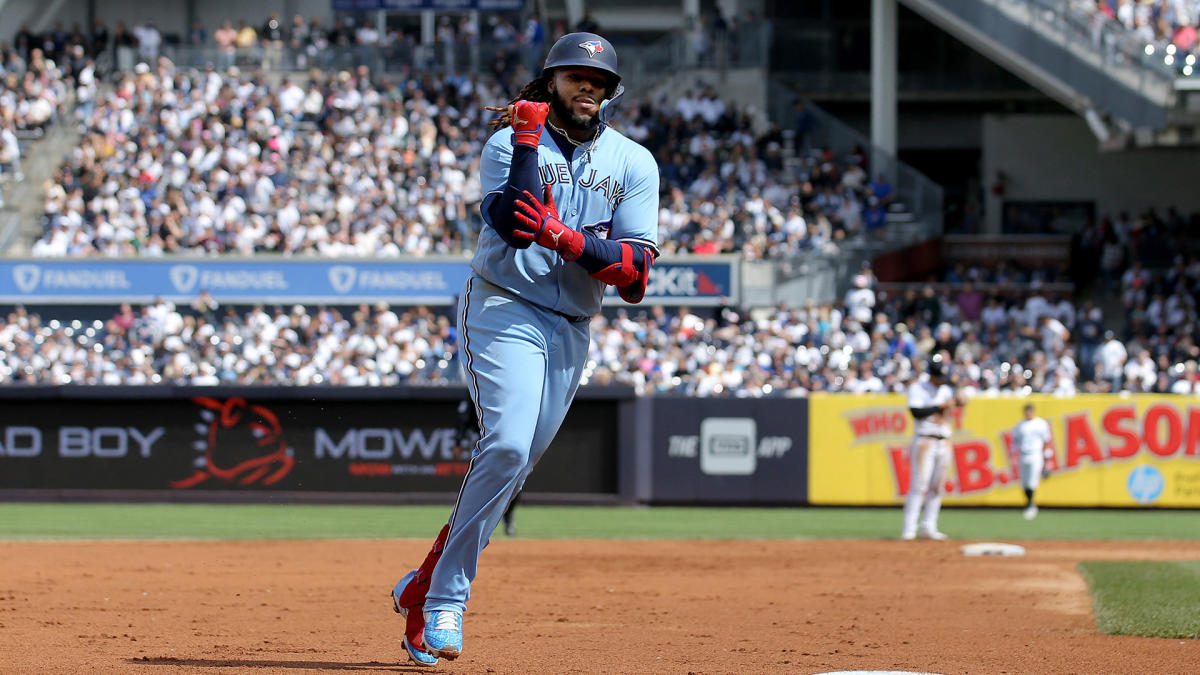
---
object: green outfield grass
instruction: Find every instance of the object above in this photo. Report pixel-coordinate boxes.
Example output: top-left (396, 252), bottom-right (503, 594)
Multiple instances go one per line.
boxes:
top-left (1079, 561), bottom-right (1200, 639)
top-left (0, 503), bottom-right (1197, 541)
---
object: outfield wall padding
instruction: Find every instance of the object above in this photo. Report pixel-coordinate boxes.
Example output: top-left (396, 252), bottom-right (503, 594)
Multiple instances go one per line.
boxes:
top-left (0, 386), bottom-right (632, 501)
top-left (637, 397), bottom-right (809, 505)
top-left (809, 393), bottom-right (1200, 508)
top-left (6, 390), bottom-right (1199, 507)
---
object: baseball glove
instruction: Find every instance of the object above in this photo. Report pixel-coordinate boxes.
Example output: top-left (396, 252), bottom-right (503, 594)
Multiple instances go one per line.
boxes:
top-left (1041, 466), bottom-right (1052, 480)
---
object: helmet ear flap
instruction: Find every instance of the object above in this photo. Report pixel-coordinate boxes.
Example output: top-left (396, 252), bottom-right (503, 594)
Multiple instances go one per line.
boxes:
top-left (599, 83), bottom-right (624, 124)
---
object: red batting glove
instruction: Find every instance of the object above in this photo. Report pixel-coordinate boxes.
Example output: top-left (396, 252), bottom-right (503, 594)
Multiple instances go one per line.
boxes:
top-left (513, 185), bottom-right (584, 261)
top-left (510, 101), bottom-right (549, 149)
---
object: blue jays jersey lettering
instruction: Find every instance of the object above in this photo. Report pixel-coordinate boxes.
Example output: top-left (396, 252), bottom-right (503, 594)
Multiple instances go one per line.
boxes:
top-left (476, 125), bottom-right (659, 317)
top-left (538, 165), bottom-right (630, 212)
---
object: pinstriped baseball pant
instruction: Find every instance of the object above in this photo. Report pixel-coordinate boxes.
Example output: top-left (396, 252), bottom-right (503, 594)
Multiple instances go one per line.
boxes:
top-left (902, 435), bottom-right (951, 537)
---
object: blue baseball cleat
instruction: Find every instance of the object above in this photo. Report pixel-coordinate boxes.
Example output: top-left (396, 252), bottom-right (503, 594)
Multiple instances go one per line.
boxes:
top-left (422, 609), bottom-right (463, 660)
top-left (392, 572), bottom-right (438, 667)
top-left (401, 633), bottom-right (438, 668)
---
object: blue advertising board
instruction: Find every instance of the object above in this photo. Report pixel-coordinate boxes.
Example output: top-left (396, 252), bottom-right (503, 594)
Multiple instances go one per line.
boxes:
top-left (605, 256), bottom-right (738, 307)
top-left (0, 257), bottom-right (738, 305)
top-left (644, 398), bottom-right (809, 504)
top-left (0, 259), bottom-right (472, 305)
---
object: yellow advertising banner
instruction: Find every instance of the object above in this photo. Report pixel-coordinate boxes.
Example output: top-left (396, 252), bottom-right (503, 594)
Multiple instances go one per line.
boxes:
top-left (808, 394), bottom-right (1200, 507)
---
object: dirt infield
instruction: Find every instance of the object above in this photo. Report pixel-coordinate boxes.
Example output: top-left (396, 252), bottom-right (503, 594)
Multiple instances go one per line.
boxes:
top-left (2, 538), bottom-right (1197, 674)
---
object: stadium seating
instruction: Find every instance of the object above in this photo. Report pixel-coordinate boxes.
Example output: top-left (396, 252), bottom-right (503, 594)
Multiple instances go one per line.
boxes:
top-left (1074, 0), bottom-right (1200, 77)
top-left (26, 54), bottom-right (881, 259)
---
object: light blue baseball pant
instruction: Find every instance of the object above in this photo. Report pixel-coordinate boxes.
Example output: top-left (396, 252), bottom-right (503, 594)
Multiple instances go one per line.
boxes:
top-left (424, 275), bottom-right (590, 613)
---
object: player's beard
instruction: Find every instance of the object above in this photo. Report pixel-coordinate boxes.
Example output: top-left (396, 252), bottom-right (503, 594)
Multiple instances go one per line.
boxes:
top-left (550, 88), bottom-right (601, 132)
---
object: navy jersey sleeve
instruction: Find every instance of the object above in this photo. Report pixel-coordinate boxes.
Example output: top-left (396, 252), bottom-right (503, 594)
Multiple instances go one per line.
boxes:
top-left (480, 134), bottom-right (541, 249)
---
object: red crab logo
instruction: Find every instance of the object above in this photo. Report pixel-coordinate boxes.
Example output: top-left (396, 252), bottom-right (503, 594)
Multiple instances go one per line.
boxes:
top-left (170, 397), bottom-right (294, 489)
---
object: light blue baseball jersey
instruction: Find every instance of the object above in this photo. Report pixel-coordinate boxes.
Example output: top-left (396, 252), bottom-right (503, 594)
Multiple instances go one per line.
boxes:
top-left (475, 125), bottom-right (660, 317)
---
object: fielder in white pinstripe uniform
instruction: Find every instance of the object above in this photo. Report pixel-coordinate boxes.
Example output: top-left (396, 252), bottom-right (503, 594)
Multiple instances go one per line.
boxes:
top-left (901, 357), bottom-right (963, 541)
top-left (389, 31), bottom-right (660, 667)
top-left (1011, 403), bottom-right (1053, 520)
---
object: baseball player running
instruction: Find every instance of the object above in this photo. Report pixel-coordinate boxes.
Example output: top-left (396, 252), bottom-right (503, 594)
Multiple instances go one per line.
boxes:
top-left (1011, 403), bottom-right (1053, 520)
top-left (389, 31), bottom-right (659, 667)
top-left (901, 356), bottom-right (963, 541)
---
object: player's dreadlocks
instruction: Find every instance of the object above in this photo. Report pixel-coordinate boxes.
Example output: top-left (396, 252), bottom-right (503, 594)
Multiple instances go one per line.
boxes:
top-left (485, 74), bottom-right (619, 134)
top-left (485, 75), bottom-right (553, 132)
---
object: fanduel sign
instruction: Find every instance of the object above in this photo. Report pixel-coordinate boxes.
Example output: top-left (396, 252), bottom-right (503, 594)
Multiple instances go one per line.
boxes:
top-left (0, 260), bottom-right (472, 304)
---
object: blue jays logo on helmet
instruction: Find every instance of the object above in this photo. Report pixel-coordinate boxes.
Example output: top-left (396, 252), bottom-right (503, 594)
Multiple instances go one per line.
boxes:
top-left (544, 32), bottom-right (621, 85)
top-left (578, 40), bottom-right (604, 57)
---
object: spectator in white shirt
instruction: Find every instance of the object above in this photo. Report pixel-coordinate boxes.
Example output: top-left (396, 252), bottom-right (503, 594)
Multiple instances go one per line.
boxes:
top-left (844, 274), bottom-right (875, 325)
top-left (1123, 350), bottom-right (1157, 392)
top-left (278, 78), bottom-right (305, 117)
top-left (134, 23), bottom-right (162, 62)
top-left (1051, 294), bottom-right (1075, 328)
top-left (1171, 361), bottom-right (1200, 395)
top-left (980, 296), bottom-right (1007, 332)
top-left (1039, 314), bottom-right (1070, 354)
top-left (1094, 331), bottom-right (1127, 391)
top-left (846, 362), bottom-right (884, 393)
top-left (1024, 290), bottom-right (1050, 327)
top-left (0, 119), bottom-right (20, 170)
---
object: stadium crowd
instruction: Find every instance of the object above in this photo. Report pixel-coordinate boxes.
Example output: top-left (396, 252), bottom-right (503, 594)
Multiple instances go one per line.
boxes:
top-left (29, 56), bottom-right (883, 259)
top-left (34, 61), bottom-right (492, 257)
top-left (4, 257), bottom-right (1200, 396)
top-left (1073, 0), bottom-right (1200, 74)
top-left (0, 43), bottom-right (78, 205)
top-left (0, 46), bottom-right (71, 135)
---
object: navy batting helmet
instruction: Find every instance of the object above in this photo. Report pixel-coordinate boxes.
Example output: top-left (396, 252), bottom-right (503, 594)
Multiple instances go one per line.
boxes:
top-left (543, 32), bottom-right (620, 86)
top-left (927, 356), bottom-right (948, 379)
